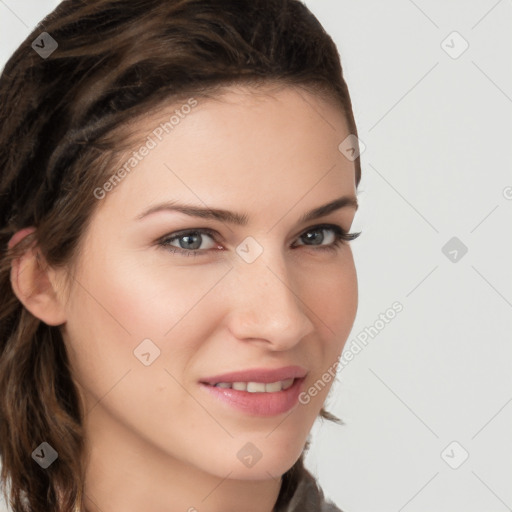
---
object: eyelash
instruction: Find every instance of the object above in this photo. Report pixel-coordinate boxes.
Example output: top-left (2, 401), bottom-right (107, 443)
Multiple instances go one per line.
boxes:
top-left (157, 224), bottom-right (361, 257)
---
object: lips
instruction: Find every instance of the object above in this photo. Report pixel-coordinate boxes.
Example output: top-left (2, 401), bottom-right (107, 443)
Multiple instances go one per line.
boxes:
top-left (198, 365), bottom-right (308, 416)
top-left (199, 365), bottom-right (308, 385)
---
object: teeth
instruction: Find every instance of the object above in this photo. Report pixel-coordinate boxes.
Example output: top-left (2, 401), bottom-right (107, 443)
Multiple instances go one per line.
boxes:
top-left (213, 379), bottom-right (296, 393)
top-left (265, 381), bottom-right (283, 392)
top-left (247, 382), bottom-right (266, 393)
top-left (281, 378), bottom-right (294, 390)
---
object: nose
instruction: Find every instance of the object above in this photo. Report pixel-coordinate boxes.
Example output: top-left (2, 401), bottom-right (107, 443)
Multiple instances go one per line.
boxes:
top-left (225, 247), bottom-right (315, 351)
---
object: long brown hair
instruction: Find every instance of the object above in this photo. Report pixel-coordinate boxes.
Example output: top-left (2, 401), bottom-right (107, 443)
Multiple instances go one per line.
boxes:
top-left (0, 1), bottom-right (362, 510)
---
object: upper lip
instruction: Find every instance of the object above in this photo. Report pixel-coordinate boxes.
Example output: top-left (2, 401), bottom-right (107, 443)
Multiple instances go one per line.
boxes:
top-left (200, 365), bottom-right (308, 385)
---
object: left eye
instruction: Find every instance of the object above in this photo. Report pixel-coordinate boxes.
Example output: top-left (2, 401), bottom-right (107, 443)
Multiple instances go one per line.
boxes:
top-left (157, 224), bottom-right (360, 257)
top-left (295, 226), bottom-right (338, 247)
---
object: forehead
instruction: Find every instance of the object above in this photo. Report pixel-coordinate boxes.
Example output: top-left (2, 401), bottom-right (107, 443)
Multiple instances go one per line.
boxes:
top-left (92, 85), bottom-right (356, 223)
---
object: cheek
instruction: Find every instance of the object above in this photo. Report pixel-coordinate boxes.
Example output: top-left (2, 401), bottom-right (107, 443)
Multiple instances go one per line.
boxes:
top-left (61, 254), bottom-right (230, 391)
top-left (296, 253), bottom-right (357, 404)
top-left (302, 252), bottom-right (358, 346)
top-left (60, 254), bottom-right (223, 447)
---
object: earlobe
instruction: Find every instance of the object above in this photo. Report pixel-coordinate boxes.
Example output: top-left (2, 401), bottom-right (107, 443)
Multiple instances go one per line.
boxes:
top-left (10, 244), bottom-right (67, 326)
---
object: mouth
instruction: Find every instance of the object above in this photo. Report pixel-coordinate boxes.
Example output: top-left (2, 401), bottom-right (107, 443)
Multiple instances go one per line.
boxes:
top-left (199, 365), bottom-right (307, 387)
top-left (198, 366), bottom-right (307, 416)
top-left (208, 378), bottom-right (296, 393)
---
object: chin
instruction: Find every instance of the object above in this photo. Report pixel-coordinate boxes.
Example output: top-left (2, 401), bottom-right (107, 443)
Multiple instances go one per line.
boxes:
top-left (230, 438), bottom-right (305, 481)
top-left (226, 456), bottom-right (300, 481)
top-left (182, 435), bottom-right (305, 482)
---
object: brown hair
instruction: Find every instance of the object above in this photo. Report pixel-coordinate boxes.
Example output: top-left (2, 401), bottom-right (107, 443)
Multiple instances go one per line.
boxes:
top-left (0, 0), bottom-right (361, 510)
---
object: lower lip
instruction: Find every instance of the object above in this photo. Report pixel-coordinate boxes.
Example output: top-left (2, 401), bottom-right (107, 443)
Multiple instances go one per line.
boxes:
top-left (199, 378), bottom-right (305, 417)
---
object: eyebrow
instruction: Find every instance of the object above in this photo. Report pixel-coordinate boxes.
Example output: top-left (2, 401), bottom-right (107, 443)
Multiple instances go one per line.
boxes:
top-left (135, 195), bottom-right (358, 226)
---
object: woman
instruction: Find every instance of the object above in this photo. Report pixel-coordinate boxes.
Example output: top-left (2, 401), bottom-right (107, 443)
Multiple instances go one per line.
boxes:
top-left (0, 1), bottom-right (363, 510)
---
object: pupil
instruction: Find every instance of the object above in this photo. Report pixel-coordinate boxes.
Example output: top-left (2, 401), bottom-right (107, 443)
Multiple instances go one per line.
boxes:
top-left (181, 233), bottom-right (201, 250)
top-left (305, 229), bottom-right (323, 245)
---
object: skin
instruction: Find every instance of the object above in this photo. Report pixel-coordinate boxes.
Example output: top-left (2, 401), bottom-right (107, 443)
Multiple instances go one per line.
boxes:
top-left (10, 85), bottom-right (358, 512)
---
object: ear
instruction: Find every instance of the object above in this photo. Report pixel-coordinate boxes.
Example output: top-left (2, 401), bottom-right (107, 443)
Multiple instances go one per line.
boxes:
top-left (10, 241), bottom-right (68, 326)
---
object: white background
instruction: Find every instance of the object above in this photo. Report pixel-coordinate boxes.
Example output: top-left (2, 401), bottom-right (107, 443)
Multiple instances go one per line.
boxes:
top-left (1, 1), bottom-right (511, 511)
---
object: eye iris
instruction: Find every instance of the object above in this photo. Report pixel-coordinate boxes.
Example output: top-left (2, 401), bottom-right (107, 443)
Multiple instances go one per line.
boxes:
top-left (180, 233), bottom-right (201, 250)
top-left (303, 229), bottom-right (324, 245)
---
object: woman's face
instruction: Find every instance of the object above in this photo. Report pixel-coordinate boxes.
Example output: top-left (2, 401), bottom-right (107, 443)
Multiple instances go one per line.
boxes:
top-left (59, 85), bottom-right (358, 481)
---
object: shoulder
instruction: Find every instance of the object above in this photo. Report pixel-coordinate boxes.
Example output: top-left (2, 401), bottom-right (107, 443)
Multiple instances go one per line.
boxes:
top-left (320, 500), bottom-right (343, 512)
top-left (282, 466), bottom-right (343, 512)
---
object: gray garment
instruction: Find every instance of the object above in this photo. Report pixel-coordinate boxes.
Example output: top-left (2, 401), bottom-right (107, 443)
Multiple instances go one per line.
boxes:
top-left (277, 468), bottom-right (342, 512)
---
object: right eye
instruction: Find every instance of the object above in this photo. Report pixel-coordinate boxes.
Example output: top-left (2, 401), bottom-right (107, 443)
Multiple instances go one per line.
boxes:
top-left (157, 228), bottom-right (220, 256)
